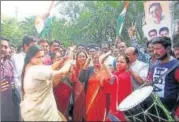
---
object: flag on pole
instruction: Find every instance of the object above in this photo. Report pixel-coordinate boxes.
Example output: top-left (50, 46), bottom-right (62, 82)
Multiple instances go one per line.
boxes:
top-left (34, 16), bottom-right (45, 34)
top-left (116, 1), bottom-right (129, 36)
top-left (34, 1), bottom-right (54, 38)
top-left (39, 16), bottom-right (53, 38)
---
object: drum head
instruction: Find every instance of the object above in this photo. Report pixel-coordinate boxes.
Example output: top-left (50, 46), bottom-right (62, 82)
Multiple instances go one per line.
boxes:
top-left (118, 86), bottom-right (153, 111)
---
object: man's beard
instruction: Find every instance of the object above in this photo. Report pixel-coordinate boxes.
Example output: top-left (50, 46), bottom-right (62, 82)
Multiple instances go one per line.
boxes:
top-left (0, 53), bottom-right (5, 59)
top-left (158, 52), bottom-right (168, 60)
top-left (175, 54), bottom-right (179, 60)
top-left (176, 57), bottom-right (179, 60)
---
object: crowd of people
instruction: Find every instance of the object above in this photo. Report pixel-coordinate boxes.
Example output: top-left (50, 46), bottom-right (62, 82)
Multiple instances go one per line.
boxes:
top-left (0, 32), bottom-right (179, 121)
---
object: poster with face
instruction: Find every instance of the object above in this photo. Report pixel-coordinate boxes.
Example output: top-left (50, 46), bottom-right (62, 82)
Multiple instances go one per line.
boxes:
top-left (143, 1), bottom-right (172, 41)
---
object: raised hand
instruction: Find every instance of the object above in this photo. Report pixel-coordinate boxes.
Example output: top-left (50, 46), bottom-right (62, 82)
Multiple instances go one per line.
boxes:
top-left (99, 50), bottom-right (112, 64)
top-left (69, 45), bottom-right (77, 52)
top-left (128, 22), bottom-right (136, 38)
top-left (67, 45), bottom-right (77, 59)
top-left (83, 55), bottom-right (92, 70)
top-left (59, 60), bottom-right (73, 75)
top-left (52, 56), bottom-right (69, 70)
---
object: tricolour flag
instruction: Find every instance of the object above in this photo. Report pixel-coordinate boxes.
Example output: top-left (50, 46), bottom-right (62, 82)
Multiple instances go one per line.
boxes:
top-left (34, 16), bottom-right (45, 34)
top-left (34, 1), bottom-right (54, 38)
top-left (116, 1), bottom-right (129, 36)
top-left (40, 17), bottom-right (52, 38)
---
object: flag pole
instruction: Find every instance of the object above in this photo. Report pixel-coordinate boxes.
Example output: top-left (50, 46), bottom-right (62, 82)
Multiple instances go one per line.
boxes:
top-left (42, 0), bottom-right (54, 20)
top-left (35, 1), bottom-right (54, 38)
top-left (116, 1), bottom-right (129, 37)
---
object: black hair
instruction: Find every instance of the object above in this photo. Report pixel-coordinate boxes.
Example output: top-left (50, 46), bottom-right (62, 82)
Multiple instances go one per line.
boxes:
top-left (50, 40), bottom-right (60, 46)
top-left (143, 37), bottom-right (148, 43)
top-left (21, 45), bottom-right (41, 99)
top-left (148, 29), bottom-right (157, 37)
top-left (172, 33), bottom-right (179, 42)
top-left (152, 37), bottom-right (171, 49)
top-left (77, 44), bottom-right (86, 48)
top-left (88, 46), bottom-right (96, 50)
top-left (159, 27), bottom-right (169, 34)
top-left (51, 52), bottom-right (62, 61)
top-left (116, 54), bottom-right (130, 64)
top-left (75, 51), bottom-right (88, 67)
top-left (100, 43), bottom-right (110, 49)
top-left (147, 41), bottom-right (153, 48)
top-left (60, 43), bottom-right (65, 46)
top-left (17, 45), bottom-right (23, 53)
top-left (76, 51), bottom-right (88, 60)
top-left (10, 44), bottom-right (16, 48)
top-left (133, 47), bottom-right (139, 55)
top-left (116, 36), bottom-right (123, 42)
top-left (149, 3), bottom-right (162, 13)
top-left (22, 35), bottom-right (37, 46)
top-left (39, 39), bottom-right (49, 45)
top-left (173, 41), bottom-right (179, 48)
top-left (0, 37), bottom-right (10, 48)
top-left (0, 36), bottom-right (10, 42)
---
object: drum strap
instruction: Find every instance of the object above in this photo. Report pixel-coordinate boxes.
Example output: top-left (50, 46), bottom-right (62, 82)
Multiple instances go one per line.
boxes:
top-left (152, 61), bottom-right (179, 85)
top-left (152, 61), bottom-right (179, 115)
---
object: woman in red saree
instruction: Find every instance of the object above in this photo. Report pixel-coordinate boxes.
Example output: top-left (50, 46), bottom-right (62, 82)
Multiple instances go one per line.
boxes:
top-left (52, 46), bottom-right (75, 120)
top-left (106, 54), bottom-right (133, 121)
top-left (86, 51), bottom-right (112, 121)
top-left (70, 51), bottom-right (88, 121)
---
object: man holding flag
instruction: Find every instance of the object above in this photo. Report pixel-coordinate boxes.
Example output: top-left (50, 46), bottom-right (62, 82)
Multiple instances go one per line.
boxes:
top-left (116, 1), bottom-right (129, 37)
top-left (116, 1), bottom-right (150, 64)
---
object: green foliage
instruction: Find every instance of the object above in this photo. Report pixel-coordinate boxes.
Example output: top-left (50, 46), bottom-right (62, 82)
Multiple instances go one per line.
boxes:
top-left (1, 1), bottom-right (146, 47)
top-left (1, 17), bottom-right (25, 46)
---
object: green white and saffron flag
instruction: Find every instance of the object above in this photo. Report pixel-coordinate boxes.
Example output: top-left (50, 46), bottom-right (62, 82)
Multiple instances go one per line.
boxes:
top-left (116, 1), bottom-right (129, 36)
top-left (40, 17), bottom-right (52, 38)
top-left (34, 16), bottom-right (45, 35)
top-left (34, 1), bottom-right (54, 38)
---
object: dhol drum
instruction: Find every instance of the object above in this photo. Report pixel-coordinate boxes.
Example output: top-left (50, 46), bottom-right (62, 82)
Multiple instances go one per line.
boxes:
top-left (118, 86), bottom-right (174, 122)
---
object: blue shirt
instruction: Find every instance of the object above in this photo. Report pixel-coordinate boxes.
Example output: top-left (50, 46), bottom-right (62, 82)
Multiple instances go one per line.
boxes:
top-left (130, 37), bottom-right (150, 64)
top-left (149, 58), bottom-right (179, 99)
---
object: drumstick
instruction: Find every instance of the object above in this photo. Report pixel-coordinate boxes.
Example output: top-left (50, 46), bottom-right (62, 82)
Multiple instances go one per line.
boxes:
top-left (138, 82), bottom-right (148, 89)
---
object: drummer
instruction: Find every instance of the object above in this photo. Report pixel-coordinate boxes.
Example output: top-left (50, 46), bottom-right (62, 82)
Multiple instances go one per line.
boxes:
top-left (148, 37), bottom-right (179, 116)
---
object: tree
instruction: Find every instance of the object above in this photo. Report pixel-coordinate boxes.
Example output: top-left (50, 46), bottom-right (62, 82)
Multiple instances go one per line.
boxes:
top-left (1, 17), bottom-right (24, 46)
top-left (20, 17), bottom-right (38, 37)
top-left (1, 1), bottom-right (147, 47)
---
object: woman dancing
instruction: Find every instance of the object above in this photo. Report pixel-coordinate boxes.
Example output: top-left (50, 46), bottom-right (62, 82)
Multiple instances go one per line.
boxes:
top-left (85, 51), bottom-right (112, 121)
top-left (106, 54), bottom-right (132, 121)
top-left (20, 45), bottom-right (72, 121)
